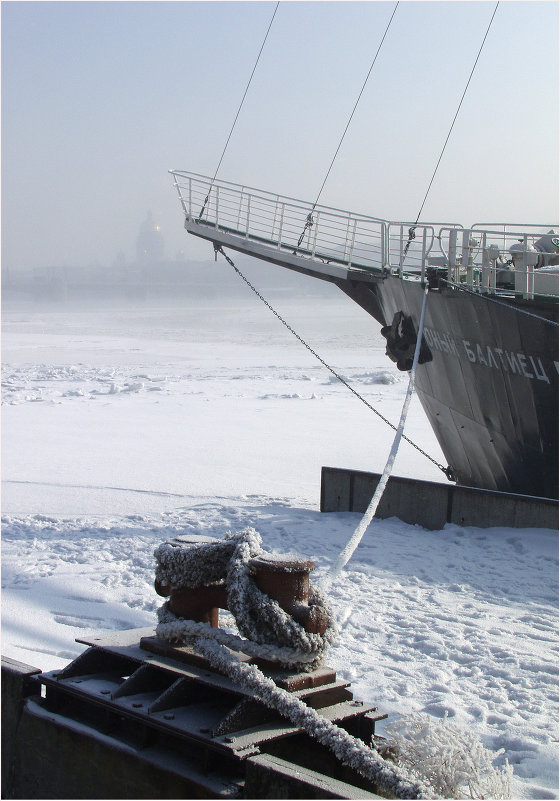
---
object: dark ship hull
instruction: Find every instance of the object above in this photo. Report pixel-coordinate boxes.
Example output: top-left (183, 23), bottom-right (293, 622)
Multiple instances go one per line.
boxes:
top-left (339, 275), bottom-right (558, 498)
top-left (170, 171), bottom-right (559, 500)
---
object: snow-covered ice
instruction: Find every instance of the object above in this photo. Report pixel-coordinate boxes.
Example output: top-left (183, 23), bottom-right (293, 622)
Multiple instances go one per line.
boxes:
top-left (2, 271), bottom-right (558, 799)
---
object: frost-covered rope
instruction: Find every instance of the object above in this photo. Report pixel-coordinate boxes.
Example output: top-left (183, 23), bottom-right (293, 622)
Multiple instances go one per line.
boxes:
top-left (188, 634), bottom-right (432, 799)
top-left (155, 527), bottom-right (337, 671)
top-left (153, 532), bottom-right (433, 797)
top-left (156, 608), bottom-right (323, 666)
top-left (322, 285), bottom-right (430, 591)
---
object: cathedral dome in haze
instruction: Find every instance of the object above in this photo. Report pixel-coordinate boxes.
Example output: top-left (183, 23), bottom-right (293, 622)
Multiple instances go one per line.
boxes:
top-left (136, 211), bottom-right (164, 263)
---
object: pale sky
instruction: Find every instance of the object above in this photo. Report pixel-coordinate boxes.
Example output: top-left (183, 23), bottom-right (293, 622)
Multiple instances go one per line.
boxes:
top-left (2, 0), bottom-right (558, 271)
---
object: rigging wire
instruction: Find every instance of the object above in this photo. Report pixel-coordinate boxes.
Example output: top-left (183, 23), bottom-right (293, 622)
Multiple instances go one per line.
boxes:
top-left (295, 1), bottom-right (400, 250)
top-left (213, 244), bottom-right (450, 477)
top-left (312, 2), bottom-right (399, 211)
top-left (402, 1), bottom-right (500, 259)
top-left (198, 2), bottom-right (280, 219)
top-left (197, 3), bottom-right (513, 482)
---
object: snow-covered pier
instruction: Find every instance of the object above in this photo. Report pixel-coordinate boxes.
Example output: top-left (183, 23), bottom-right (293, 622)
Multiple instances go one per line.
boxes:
top-left (321, 467), bottom-right (559, 530)
top-left (3, 532), bottom-right (397, 799)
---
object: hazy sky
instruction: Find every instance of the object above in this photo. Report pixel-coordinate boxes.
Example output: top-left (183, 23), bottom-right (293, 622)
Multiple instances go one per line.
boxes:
top-left (2, 0), bottom-right (558, 271)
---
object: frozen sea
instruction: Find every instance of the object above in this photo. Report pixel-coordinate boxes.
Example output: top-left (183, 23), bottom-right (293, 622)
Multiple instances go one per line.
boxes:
top-left (2, 260), bottom-right (558, 799)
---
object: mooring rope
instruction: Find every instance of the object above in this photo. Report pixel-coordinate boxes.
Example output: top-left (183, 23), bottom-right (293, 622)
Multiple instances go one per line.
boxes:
top-left (155, 528), bottom-right (336, 671)
top-left (322, 284), bottom-right (430, 591)
top-left (191, 637), bottom-right (432, 799)
top-left (154, 528), bottom-right (432, 799)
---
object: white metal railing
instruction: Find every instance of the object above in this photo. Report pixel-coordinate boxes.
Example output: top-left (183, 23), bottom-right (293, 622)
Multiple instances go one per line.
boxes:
top-left (438, 226), bottom-right (559, 300)
top-left (170, 171), bottom-right (558, 301)
top-left (386, 222), bottom-right (460, 281)
top-left (171, 170), bottom-right (386, 270)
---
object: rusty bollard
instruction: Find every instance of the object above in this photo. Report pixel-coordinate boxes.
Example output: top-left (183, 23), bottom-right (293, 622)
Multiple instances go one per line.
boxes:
top-left (155, 579), bottom-right (226, 628)
top-left (249, 556), bottom-right (329, 635)
top-left (155, 550), bottom-right (328, 635)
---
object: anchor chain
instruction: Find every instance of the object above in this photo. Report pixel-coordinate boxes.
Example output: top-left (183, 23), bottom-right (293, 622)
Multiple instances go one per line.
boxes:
top-left (214, 244), bottom-right (453, 479)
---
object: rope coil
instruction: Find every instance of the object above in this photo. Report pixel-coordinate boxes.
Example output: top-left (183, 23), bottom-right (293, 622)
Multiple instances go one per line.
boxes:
top-left (155, 528), bottom-right (337, 671)
top-left (154, 527), bottom-right (432, 799)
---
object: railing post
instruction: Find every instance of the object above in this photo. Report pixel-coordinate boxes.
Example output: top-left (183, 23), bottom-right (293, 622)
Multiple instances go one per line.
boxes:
top-left (524, 234), bottom-right (534, 300)
top-left (460, 229), bottom-right (471, 284)
top-left (173, 174), bottom-right (189, 220)
top-left (271, 198), bottom-right (279, 243)
top-left (344, 215), bottom-right (351, 262)
top-left (311, 212), bottom-right (320, 258)
top-left (237, 191), bottom-right (244, 231)
top-left (420, 227), bottom-right (428, 283)
top-left (277, 203), bottom-right (284, 248)
top-left (475, 233), bottom-right (486, 292)
top-left (215, 186), bottom-right (219, 227)
top-left (348, 218), bottom-right (357, 267)
top-left (488, 234), bottom-right (497, 294)
top-left (481, 235), bottom-right (491, 294)
top-left (447, 229), bottom-right (457, 283)
top-left (245, 195), bottom-right (251, 238)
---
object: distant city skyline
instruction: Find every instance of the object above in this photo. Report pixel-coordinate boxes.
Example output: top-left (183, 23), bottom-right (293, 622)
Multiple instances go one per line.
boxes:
top-left (4, 209), bottom-right (181, 275)
top-left (2, 1), bottom-right (558, 274)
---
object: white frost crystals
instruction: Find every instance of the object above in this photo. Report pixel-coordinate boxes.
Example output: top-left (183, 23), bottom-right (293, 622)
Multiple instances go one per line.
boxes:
top-left (154, 527), bottom-right (515, 799)
top-left (384, 712), bottom-right (513, 799)
top-left (154, 526), bottom-right (431, 800)
top-left (155, 527), bottom-right (337, 671)
top-left (195, 637), bottom-right (432, 800)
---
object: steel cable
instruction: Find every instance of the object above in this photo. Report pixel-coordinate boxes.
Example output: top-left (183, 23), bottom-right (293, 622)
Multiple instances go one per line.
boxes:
top-left (215, 245), bottom-right (450, 477)
top-left (403, 2), bottom-right (500, 260)
top-left (295, 2), bottom-right (400, 250)
top-left (198, 2), bottom-right (280, 219)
